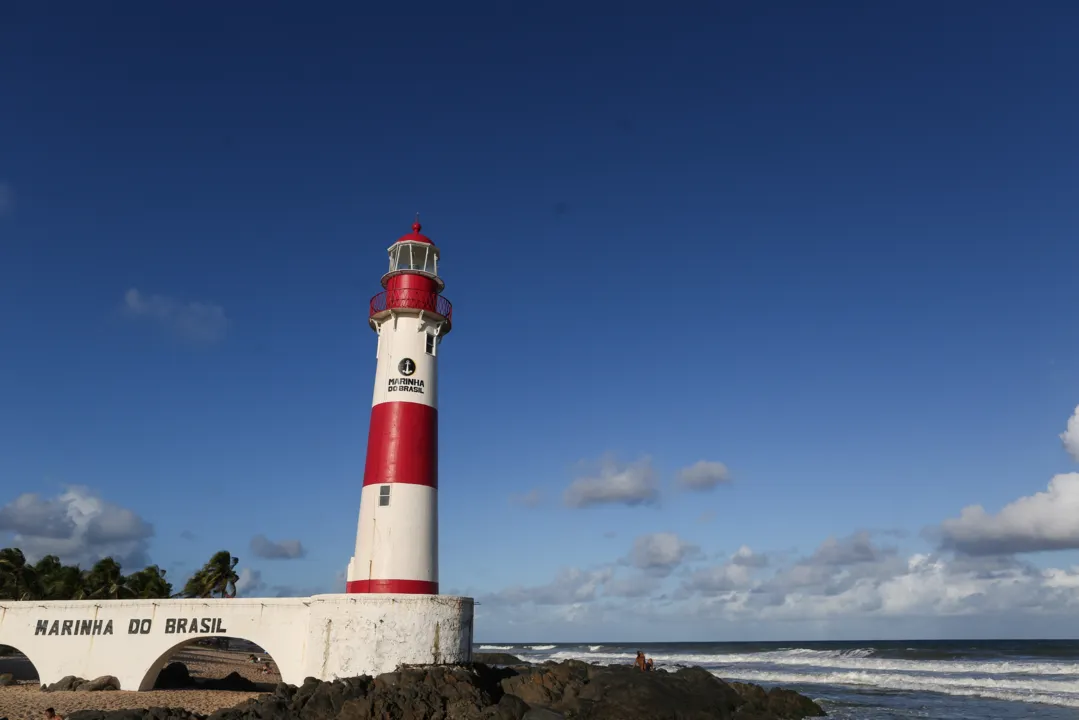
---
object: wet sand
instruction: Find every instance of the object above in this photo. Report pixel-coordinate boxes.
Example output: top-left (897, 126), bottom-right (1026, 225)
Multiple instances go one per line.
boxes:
top-left (0, 647), bottom-right (279, 720)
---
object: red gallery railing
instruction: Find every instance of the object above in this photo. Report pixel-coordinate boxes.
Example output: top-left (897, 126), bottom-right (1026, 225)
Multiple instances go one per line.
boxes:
top-left (369, 289), bottom-right (453, 325)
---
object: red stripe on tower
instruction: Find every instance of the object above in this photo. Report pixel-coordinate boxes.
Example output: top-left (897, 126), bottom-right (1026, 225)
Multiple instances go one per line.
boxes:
top-left (362, 402), bottom-right (438, 488)
top-left (344, 579), bottom-right (440, 594)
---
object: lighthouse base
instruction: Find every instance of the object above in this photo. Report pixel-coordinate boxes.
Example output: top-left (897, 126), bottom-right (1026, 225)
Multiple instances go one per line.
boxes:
top-left (0, 594), bottom-right (474, 691)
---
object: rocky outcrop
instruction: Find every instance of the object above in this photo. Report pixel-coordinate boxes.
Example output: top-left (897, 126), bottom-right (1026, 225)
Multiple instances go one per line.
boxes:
top-left (41, 675), bottom-right (121, 692)
top-left (472, 653), bottom-right (525, 666)
top-left (64, 660), bottom-right (826, 720)
top-left (152, 662), bottom-right (257, 692)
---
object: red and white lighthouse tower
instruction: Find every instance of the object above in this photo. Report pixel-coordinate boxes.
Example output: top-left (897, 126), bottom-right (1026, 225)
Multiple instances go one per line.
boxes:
top-left (346, 220), bottom-right (451, 595)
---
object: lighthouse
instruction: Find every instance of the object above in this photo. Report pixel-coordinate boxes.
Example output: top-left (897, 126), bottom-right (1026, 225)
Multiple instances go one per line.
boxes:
top-left (346, 219), bottom-right (451, 595)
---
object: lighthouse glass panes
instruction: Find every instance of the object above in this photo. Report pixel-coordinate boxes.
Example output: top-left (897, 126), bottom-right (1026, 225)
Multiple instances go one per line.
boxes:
top-left (379, 485), bottom-right (390, 507)
top-left (389, 242), bottom-right (437, 276)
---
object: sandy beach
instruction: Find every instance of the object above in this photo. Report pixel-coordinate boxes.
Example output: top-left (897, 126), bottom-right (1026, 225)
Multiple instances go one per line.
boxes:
top-left (0, 646), bottom-right (279, 720)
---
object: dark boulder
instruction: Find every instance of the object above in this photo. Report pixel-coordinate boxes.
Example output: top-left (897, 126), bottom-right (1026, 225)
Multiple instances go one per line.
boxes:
top-left (42, 675), bottom-right (82, 692)
top-left (53, 660), bottom-right (825, 720)
top-left (153, 663), bottom-right (194, 690)
top-left (200, 672), bottom-right (257, 692)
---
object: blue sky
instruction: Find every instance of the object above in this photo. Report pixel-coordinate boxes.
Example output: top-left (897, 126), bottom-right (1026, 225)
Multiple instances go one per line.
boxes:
top-left (3, 1), bottom-right (1079, 642)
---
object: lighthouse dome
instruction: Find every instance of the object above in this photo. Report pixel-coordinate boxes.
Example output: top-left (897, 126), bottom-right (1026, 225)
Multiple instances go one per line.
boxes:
top-left (395, 221), bottom-right (433, 245)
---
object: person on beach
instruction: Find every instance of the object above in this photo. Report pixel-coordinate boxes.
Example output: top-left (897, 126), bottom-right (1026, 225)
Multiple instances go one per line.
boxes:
top-left (635, 651), bottom-right (647, 671)
top-left (646, 658), bottom-right (654, 672)
top-left (45, 709), bottom-right (64, 720)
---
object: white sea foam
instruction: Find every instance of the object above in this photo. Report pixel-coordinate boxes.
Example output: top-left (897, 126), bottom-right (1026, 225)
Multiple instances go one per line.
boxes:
top-left (528, 645), bottom-right (556, 650)
top-left (541, 648), bottom-right (1079, 678)
top-left (477, 645), bottom-right (515, 650)
top-left (707, 668), bottom-right (1079, 710)
top-left (528, 645), bottom-right (1079, 711)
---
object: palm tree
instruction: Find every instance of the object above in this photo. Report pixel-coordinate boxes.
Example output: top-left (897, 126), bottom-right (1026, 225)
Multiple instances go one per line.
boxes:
top-left (126, 565), bottom-right (173, 598)
top-left (182, 551), bottom-right (239, 598)
top-left (0, 547), bottom-right (39, 600)
top-left (84, 557), bottom-right (136, 600)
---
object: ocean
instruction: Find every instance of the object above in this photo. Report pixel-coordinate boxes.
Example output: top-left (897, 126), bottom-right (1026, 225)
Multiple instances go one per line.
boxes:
top-left (476, 640), bottom-right (1079, 719)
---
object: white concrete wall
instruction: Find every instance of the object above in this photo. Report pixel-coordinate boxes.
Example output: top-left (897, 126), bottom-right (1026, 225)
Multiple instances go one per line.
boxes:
top-left (0, 593), bottom-right (473, 691)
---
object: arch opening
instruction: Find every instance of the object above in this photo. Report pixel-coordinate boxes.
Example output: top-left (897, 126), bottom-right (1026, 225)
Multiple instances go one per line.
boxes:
top-left (140, 636), bottom-right (282, 693)
top-left (0, 642), bottom-right (41, 685)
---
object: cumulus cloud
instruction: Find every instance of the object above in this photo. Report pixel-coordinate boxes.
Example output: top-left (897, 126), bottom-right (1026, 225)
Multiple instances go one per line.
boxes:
top-left (480, 408), bottom-right (1079, 637)
top-left (484, 567), bottom-right (615, 606)
top-left (235, 568), bottom-right (265, 595)
top-left (730, 545), bottom-right (769, 568)
top-left (481, 529), bottom-right (1079, 636)
top-left (676, 461), bottom-right (731, 491)
top-left (937, 473), bottom-right (1079, 555)
top-left (563, 455), bottom-right (659, 508)
top-left (123, 288), bottom-right (229, 344)
top-left (510, 489), bottom-right (543, 507)
top-left (628, 532), bottom-right (699, 575)
top-left (0, 486), bottom-right (154, 568)
top-left (250, 534), bottom-right (307, 560)
top-left (1061, 405), bottom-right (1079, 462)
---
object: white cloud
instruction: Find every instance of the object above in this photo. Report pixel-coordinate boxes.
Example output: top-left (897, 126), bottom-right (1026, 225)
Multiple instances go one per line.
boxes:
top-left (484, 567), bottom-right (615, 606)
top-left (123, 288), bottom-right (229, 344)
top-left (628, 532), bottom-right (699, 575)
top-left (730, 545), bottom-right (769, 568)
top-left (235, 568), bottom-right (265, 595)
top-left (481, 530), bottom-right (1079, 636)
top-left (1061, 404), bottom-right (1079, 462)
top-left (0, 486), bottom-right (154, 568)
top-left (676, 460), bottom-right (731, 491)
top-left (563, 455), bottom-right (659, 508)
top-left (250, 534), bottom-right (306, 560)
top-left (937, 473), bottom-right (1079, 555)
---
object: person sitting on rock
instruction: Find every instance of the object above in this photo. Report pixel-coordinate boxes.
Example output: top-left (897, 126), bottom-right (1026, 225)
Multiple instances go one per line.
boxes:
top-left (45, 709), bottom-right (64, 720)
top-left (646, 658), bottom-right (655, 672)
top-left (635, 651), bottom-right (647, 671)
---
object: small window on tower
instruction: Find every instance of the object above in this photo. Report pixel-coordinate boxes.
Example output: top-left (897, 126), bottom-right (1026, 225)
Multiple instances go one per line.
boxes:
top-left (379, 485), bottom-right (391, 507)
top-left (425, 333), bottom-right (436, 356)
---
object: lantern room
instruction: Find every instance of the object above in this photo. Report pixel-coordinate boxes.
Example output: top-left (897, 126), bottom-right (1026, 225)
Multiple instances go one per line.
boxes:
top-left (381, 221), bottom-right (444, 292)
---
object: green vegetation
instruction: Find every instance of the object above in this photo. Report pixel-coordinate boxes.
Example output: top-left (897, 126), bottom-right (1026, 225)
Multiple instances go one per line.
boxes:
top-left (0, 547), bottom-right (241, 601)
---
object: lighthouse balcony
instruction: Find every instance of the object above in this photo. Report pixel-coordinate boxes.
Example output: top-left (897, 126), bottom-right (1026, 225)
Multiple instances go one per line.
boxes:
top-left (369, 289), bottom-right (453, 329)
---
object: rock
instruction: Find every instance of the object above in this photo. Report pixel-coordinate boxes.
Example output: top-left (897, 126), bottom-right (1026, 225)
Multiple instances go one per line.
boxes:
top-left (0, 673), bottom-right (15, 686)
top-left (490, 693), bottom-right (530, 720)
top-left (200, 672), bottom-right (257, 692)
top-left (473, 652), bottom-right (525, 665)
top-left (153, 662), bottom-right (193, 689)
top-left (522, 710), bottom-right (565, 720)
top-left (42, 675), bottom-right (83, 692)
top-left (74, 676), bottom-right (121, 692)
top-left (729, 682), bottom-right (827, 719)
top-left (48, 660), bottom-right (825, 720)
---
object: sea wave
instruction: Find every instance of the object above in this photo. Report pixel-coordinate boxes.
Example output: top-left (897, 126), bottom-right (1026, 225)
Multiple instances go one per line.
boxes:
top-left (528, 645), bottom-right (556, 650)
top-left (478, 645), bottom-right (515, 650)
top-left (708, 668), bottom-right (1079, 710)
top-left (541, 648), bottom-right (1079, 678)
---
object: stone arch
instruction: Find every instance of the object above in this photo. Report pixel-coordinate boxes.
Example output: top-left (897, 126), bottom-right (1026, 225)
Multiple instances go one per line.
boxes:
top-left (138, 634), bottom-right (288, 691)
top-left (0, 642), bottom-right (43, 685)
